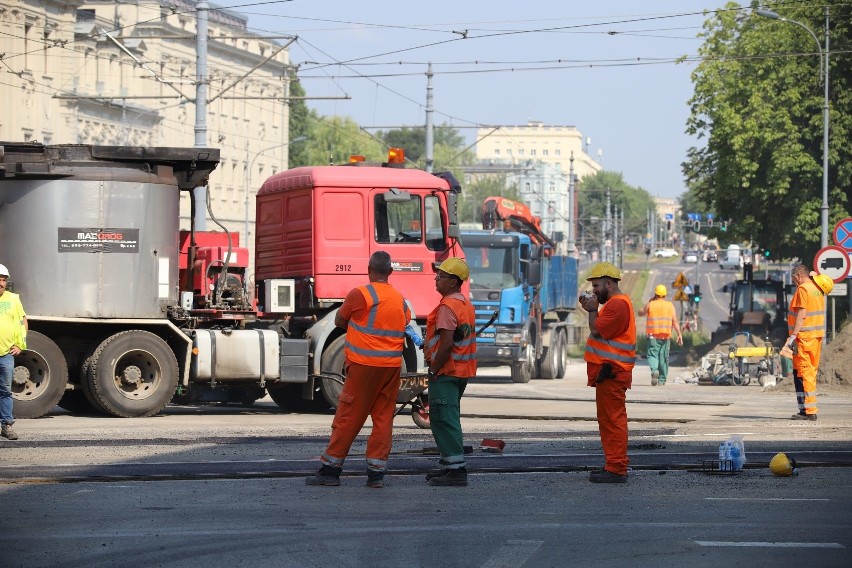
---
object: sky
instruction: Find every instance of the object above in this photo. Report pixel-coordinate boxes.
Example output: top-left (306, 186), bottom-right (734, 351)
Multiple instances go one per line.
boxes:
top-left (222, 0), bottom-right (734, 199)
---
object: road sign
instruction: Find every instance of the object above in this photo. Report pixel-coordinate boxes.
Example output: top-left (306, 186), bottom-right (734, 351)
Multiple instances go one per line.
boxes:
top-left (813, 245), bottom-right (850, 283)
top-left (829, 281), bottom-right (847, 297)
top-left (674, 289), bottom-right (689, 301)
top-left (665, 213), bottom-right (673, 220)
top-left (672, 272), bottom-right (689, 288)
top-left (832, 217), bottom-right (852, 252)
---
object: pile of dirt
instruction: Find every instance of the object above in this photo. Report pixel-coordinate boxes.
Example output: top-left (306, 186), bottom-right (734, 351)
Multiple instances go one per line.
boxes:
top-left (817, 319), bottom-right (852, 387)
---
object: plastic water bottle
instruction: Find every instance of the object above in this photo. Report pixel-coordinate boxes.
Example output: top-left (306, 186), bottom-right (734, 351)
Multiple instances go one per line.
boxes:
top-left (718, 442), bottom-right (728, 471)
top-left (730, 444), bottom-right (742, 471)
top-left (405, 324), bottom-right (423, 347)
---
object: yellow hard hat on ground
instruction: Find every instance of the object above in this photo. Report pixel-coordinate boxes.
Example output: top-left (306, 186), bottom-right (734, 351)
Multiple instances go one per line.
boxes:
top-left (437, 257), bottom-right (470, 281)
top-left (586, 262), bottom-right (621, 281)
top-left (655, 284), bottom-right (667, 297)
top-left (809, 271), bottom-right (834, 295)
top-left (769, 452), bottom-right (798, 476)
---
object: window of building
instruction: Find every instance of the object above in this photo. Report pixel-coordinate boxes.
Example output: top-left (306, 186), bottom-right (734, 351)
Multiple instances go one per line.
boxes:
top-left (494, 149), bottom-right (500, 156)
top-left (507, 149), bottom-right (512, 156)
top-left (555, 149), bottom-right (561, 157)
top-left (530, 149), bottom-right (536, 156)
top-left (518, 149), bottom-right (524, 156)
top-left (542, 149), bottom-right (549, 156)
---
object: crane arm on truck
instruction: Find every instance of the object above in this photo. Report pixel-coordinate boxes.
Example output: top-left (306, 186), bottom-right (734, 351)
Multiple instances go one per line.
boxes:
top-left (480, 196), bottom-right (555, 248)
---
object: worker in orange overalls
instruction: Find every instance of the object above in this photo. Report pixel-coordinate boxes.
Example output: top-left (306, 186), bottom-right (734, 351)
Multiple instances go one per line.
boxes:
top-left (306, 251), bottom-right (411, 488)
top-left (579, 262), bottom-right (636, 483)
top-left (639, 284), bottom-right (683, 386)
top-left (784, 265), bottom-right (833, 421)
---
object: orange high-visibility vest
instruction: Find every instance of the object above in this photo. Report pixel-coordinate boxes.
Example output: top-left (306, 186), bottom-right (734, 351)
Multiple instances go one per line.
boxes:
top-left (584, 294), bottom-right (636, 372)
top-left (646, 299), bottom-right (675, 337)
top-left (425, 295), bottom-right (477, 378)
top-left (788, 279), bottom-right (825, 339)
top-left (344, 283), bottom-right (410, 367)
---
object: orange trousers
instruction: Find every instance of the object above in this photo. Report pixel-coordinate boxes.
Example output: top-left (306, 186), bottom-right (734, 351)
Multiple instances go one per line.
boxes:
top-left (322, 362), bottom-right (400, 472)
top-left (792, 337), bottom-right (822, 416)
top-left (595, 378), bottom-right (630, 476)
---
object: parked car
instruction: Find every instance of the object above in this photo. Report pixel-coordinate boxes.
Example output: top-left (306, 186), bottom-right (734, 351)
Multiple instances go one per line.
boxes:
top-left (654, 248), bottom-right (679, 258)
top-left (683, 250), bottom-right (699, 263)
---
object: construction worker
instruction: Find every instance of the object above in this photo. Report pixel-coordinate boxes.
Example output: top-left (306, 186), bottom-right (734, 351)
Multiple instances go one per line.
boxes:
top-left (579, 262), bottom-right (636, 483)
top-left (784, 265), bottom-right (833, 421)
top-left (424, 258), bottom-right (476, 487)
top-left (0, 263), bottom-right (27, 441)
top-left (305, 251), bottom-right (411, 488)
top-left (638, 284), bottom-right (683, 386)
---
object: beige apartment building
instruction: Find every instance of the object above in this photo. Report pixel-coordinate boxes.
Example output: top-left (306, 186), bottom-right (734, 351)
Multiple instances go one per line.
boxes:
top-left (475, 120), bottom-right (602, 180)
top-left (0, 0), bottom-right (292, 273)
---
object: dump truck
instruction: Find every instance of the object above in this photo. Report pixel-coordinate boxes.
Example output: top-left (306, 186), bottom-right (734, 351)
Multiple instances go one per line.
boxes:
top-left (0, 142), bottom-right (463, 419)
top-left (461, 197), bottom-right (578, 383)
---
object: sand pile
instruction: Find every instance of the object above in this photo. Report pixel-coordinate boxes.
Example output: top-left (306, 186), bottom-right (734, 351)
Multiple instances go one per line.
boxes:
top-left (818, 319), bottom-right (852, 387)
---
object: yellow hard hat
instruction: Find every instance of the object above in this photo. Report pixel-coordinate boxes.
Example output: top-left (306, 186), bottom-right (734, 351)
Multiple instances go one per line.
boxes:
top-left (437, 257), bottom-right (469, 281)
top-left (655, 284), bottom-right (667, 297)
top-left (769, 452), bottom-right (797, 476)
top-left (810, 271), bottom-right (834, 295)
top-left (586, 262), bottom-right (621, 281)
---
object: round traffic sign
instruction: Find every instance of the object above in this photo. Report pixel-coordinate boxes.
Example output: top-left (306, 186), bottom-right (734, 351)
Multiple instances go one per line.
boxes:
top-left (813, 245), bottom-right (850, 283)
top-left (833, 217), bottom-right (852, 252)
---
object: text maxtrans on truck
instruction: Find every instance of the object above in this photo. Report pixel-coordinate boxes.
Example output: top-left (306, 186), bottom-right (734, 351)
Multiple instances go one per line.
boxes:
top-left (462, 197), bottom-right (579, 383)
top-left (0, 142), bottom-right (463, 419)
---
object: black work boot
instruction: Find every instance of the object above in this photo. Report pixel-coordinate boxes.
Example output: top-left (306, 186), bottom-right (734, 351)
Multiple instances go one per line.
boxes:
top-left (425, 468), bottom-right (448, 481)
top-left (428, 467), bottom-right (467, 486)
top-left (589, 469), bottom-right (628, 484)
top-left (366, 470), bottom-right (385, 489)
top-left (305, 464), bottom-right (342, 486)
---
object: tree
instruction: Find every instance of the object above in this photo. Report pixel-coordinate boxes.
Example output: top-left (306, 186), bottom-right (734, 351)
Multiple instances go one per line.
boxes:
top-left (577, 171), bottom-right (655, 247)
top-left (288, 79), bottom-right (312, 167)
top-left (684, 1), bottom-right (852, 261)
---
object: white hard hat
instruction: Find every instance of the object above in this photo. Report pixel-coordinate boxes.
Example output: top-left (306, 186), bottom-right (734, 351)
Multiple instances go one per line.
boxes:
top-left (0, 264), bottom-right (8, 277)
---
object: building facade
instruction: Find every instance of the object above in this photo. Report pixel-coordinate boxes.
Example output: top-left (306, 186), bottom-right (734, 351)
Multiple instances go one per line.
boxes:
top-left (0, 0), bottom-right (292, 273)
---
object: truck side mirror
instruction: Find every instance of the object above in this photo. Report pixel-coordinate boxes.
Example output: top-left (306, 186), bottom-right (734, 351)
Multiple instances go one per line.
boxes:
top-left (528, 260), bottom-right (541, 286)
top-left (447, 191), bottom-right (460, 239)
top-left (530, 245), bottom-right (543, 261)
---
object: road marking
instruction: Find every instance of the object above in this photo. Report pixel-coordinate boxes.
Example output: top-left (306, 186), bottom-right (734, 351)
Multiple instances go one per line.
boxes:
top-left (705, 497), bottom-right (830, 501)
top-left (695, 541), bottom-right (844, 549)
top-left (480, 540), bottom-right (543, 568)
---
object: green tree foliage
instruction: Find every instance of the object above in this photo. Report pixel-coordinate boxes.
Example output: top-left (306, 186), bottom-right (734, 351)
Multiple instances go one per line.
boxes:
top-left (684, 1), bottom-right (852, 261)
top-left (377, 125), bottom-right (468, 168)
top-left (288, 79), bottom-right (311, 167)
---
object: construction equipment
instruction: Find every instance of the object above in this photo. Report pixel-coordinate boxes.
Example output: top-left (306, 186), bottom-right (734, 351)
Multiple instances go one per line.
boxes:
top-left (711, 278), bottom-right (789, 347)
top-left (696, 332), bottom-right (782, 386)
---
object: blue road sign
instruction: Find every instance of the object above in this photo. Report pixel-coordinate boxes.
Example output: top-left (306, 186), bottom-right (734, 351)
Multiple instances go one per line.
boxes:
top-left (665, 213), bottom-right (673, 220)
top-left (833, 218), bottom-right (852, 252)
top-left (707, 213), bottom-right (714, 220)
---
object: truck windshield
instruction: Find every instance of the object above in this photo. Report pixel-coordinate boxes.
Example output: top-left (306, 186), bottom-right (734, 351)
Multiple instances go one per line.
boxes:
top-left (466, 245), bottom-right (519, 289)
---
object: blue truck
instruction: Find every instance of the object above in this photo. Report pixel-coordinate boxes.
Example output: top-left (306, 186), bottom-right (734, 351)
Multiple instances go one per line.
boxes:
top-left (461, 197), bottom-right (579, 383)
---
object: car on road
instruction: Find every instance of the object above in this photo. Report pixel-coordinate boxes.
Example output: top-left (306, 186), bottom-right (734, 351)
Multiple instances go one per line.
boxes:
top-left (654, 248), bottom-right (679, 258)
top-left (683, 250), bottom-right (699, 263)
top-left (702, 250), bottom-right (718, 262)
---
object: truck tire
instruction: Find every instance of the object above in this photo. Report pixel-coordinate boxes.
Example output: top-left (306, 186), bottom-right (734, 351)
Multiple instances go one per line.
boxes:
top-left (539, 334), bottom-right (561, 380)
top-left (84, 330), bottom-right (179, 418)
top-left (12, 331), bottom-right (69, 419)
top-left (319, 335), bottom-right (347, 408)
top-left (511, 342), bottom-right (534, 383)
top-left (555, 329), bottom-right (568, 379)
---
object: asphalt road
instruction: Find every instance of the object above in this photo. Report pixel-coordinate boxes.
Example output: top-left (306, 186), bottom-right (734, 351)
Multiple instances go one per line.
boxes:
top-left (2, 361), bottom-right (852, 567)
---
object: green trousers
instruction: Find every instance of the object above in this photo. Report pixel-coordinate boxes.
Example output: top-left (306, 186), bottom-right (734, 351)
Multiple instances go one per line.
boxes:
top-left (428, 375), bottom-right (468, 469)
top-left (647, 337), bottom-right (671, 384)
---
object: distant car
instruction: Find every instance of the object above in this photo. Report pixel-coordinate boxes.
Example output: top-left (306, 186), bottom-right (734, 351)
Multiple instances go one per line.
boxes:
top-left (683, 251), bottom-right (699, 263)
top-left (702, 250), bottom-right (718, 262)
top-left (654, 248), bottom-right (679, 258)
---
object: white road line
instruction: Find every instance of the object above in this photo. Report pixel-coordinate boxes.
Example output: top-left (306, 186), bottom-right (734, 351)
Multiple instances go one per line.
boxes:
top-left (695, 541), bottom-right (844, 549)
top-left (705, 497), bottom-right (830, 501)
top-left (480, 540), bottom-right (544, 568)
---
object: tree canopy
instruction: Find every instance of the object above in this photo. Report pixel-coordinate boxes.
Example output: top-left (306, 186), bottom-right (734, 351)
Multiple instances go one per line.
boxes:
top-left (578, 170), bottom-right (656, 246)
top-left (684, 1), bottom-right (852, 260)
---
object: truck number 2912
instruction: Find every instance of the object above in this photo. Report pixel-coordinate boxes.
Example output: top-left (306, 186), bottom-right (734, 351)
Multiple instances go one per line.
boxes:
top-left (335, 264), bottom-right (352, 272)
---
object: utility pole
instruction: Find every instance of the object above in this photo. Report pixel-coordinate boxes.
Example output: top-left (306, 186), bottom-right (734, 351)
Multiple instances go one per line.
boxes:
top-left (424, 63), bottom-right (434, 173)
top-left (605, 187), bottom-right (612, 263)
top-left (193, 0), bottom-right (209, 230)
top-left (567, 153), bottom-right (576, 259)
top-left (613, 204), bottom-right (619, 268)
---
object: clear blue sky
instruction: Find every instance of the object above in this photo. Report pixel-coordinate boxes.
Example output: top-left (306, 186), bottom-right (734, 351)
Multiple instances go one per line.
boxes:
top-left (224, 1), bottom-right (733, 199)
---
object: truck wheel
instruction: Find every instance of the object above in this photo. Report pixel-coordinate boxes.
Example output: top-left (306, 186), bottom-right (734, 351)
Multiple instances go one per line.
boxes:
top-left (85, 330), bottom-right (178, 417)
top-left (540, 335), bottom-right (561, 380)
top-left (511, 342), bottom-right (534, 383)
top-left (319, 335), bottom-right (347, 408)
top-left (12, 331), bottom-right (69, 419)
top-left (555, 330), bottom-right (568, 379)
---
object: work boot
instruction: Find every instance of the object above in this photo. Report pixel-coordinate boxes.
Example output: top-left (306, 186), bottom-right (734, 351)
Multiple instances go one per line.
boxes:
top-left (428, 467), bottom-right (467, 487)
top-left (425, 468), bottom-right (448, 481)
top-left (305, 464), bottom-right (342, 486)
top-left (791, 413), bottom-right (817, 421)
top-left (589, 469), bottom-right (628, 484)
top-left (651, 371), bottom-right (659, 386)
top-left (1, 423), bottom-right (18, 440)
top-left (366, 470), bottom-right (385, 489)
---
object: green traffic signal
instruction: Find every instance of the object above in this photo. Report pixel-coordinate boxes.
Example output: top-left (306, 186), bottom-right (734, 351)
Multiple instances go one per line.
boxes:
top-left (764, 249), bottom-right (770, 258)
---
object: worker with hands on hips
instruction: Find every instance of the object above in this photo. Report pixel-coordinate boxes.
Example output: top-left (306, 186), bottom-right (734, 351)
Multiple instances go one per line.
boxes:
top-left (305, 251), bottom-right (411, 488)
top-left (579, 262), bottom-right (636, 484)
top-left (784, 265), bottom-right (832, 421)
top-left (0, 263), bottom-right (27, 441)
top-left (638, 284), bottom-right (682, 386)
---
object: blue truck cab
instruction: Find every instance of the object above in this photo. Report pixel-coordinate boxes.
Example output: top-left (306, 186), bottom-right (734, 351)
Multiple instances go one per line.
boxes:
top-left (462, 230), bottom-right (578, 383)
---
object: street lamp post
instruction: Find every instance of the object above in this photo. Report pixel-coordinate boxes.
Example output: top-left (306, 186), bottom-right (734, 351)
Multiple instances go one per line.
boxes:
top-left (243, 135), bottom-right (307, 240)
top-left (757, 7), bottom-right (830, 247)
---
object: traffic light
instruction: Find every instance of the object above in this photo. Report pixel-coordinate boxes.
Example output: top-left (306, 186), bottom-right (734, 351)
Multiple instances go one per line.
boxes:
top-left (764, 249), bottom-right (771, 258)
top-left (693, 221), bottom-right (700, 232)
top-left (721, 221), bottom-right (727, 232)
top-left (692, 284), bottom-right (702, 304)
top-left (666, 220), bottom-right (672, 231)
